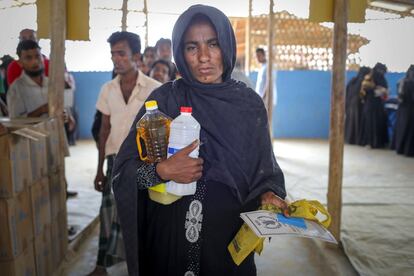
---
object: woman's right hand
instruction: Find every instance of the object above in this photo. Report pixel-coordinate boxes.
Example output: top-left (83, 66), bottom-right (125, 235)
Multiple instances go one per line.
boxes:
top-left (156, 140), bottom-right (203, 183)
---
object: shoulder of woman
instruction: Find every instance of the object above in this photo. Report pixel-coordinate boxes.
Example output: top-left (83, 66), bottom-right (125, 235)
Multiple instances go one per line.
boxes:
top-left (148, 82), bottom-right (174, 100)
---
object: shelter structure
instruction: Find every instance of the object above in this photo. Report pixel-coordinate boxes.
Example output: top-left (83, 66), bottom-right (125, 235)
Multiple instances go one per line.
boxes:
top-left (229, 12), bottom-right (369, 71)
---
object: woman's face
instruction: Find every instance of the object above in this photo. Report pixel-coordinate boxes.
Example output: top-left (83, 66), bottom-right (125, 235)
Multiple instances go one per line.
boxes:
top-left (183, 20), bottom-right (223, 84)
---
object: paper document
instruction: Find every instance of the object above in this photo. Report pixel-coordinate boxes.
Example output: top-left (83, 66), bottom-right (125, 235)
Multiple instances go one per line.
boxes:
top-left (240, 210), bottom-right (337, 244)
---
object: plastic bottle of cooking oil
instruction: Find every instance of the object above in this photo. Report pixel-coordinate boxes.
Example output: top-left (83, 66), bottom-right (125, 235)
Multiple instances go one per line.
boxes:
top-left (136, 100), bottom-right (171, 163)
top-left (136, 100), bottom-right (181, 204)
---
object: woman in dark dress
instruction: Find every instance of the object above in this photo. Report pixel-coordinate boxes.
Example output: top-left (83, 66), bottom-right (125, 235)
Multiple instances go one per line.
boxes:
top-left (358, 63), bottom-right (389, 148)
top-left (112, 5), bottom-right (287, 276)
top-left (393, 65), bottom-right (414, 157)
top-left (345, 66), bottom-right (370, 144)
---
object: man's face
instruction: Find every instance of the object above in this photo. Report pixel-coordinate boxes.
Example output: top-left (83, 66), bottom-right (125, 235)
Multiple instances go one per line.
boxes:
top-left (256, 51), bottom-right (266, 64)
top-left (157, 43), bottom-right (172, 61)
top-left (143, 49), bottom-right (156, 67)
top-left (19, 48), bottom-right (44, 76)
top-left (183, 21), bottom-right (223, 84)
top-left (110, 40), bottom-right (138, 75)
top-left (150, 62), bottom-right (170, 84)
top-left (19, 30), bottom-right (37, 42)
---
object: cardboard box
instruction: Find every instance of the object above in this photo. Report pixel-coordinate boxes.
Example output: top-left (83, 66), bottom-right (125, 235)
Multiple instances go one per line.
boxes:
top-left (0, 132), bottom-right (32, 198)
top-left (0, 242), bottom-right (36, 276)
top-left (49, 172), bottom-right (66, 218)
top-left (34, 225), bottom-right (53, 276)
top-left (30, 178), bottom-right (51, 237)
top-left (0, 189), bottom-right (34, 259)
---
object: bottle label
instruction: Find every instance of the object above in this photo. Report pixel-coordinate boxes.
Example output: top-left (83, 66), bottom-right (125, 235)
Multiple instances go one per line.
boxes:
top-left (168, 147), bottom-right (180, 155)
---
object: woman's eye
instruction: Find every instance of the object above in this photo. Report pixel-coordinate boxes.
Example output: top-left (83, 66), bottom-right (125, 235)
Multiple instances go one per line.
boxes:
top-left (209, 42), bottom-right (218, 48)
top-left (186, 45), bottom-right (196, 52)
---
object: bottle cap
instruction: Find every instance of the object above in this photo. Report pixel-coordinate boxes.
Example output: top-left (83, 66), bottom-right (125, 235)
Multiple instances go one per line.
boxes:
top-left (145, 100), bottom-right (158, 110)
top-left (180, 106), bottom-right (192, 113)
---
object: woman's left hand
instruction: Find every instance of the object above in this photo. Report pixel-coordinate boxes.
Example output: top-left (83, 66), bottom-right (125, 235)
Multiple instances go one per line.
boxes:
top-left (260, 191), bottom-right (289, 216)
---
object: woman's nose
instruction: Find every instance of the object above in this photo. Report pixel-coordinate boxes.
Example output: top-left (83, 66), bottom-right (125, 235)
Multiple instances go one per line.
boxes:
top-left (198, 45), bottom-right (210, 62)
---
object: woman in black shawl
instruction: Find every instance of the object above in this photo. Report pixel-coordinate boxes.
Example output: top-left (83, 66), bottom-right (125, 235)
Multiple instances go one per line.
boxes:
top-left (112, 5), bottom-right (287, 276)
top-left (358, 62), bottom-right (389, 148)
top-left (392, 65), bottom-right (414, 156)
top-left (345, 66), bottom-right (370, 144)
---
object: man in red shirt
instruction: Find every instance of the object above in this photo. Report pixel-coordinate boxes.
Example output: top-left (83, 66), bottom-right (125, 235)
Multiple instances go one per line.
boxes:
top-left (7, 29), bottom-right (49, 86)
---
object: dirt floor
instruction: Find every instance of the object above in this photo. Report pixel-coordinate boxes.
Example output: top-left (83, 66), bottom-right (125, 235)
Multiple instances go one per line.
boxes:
top-left (59, 139), bottom-right (414, 275)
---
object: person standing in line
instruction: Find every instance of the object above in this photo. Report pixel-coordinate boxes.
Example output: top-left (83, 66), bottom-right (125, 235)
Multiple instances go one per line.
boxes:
top-left (345, 66), bottom-right (370, 145)
top-left (90, 31), bottom-right (161, 276)
top-left (359, 62), bottom-right (389, 148)
top-left (7, 40), bottom-right (48, 118)
top-left (255, 47), bottom-right (277, 109)
top-left (149, 59), bottom-right (173, 84)
top-left (155, 37), bottom-right (179, 80)
top-left (7, 29), bottom-right (50, 86)
top-left (141, 46), bottom-right (157, 75)
top-left (392, 65), bottom-right (414, 157)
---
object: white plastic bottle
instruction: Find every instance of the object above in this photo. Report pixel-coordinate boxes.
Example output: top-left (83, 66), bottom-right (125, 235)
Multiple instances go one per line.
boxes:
top-left (166, 106), bottom-right (201, 196)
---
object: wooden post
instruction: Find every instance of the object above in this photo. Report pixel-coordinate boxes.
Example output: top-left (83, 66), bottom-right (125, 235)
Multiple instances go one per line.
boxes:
top-left (121, 0), bottom-right (128, 31)
top-left (143, 0), bottom-right (149, 47)
top-left (327, 0), bottom-right (348, 242)
top-left (48, 0), bottom-right (66, 170)
top-left (48, 0), bottom-right (66, 118)
top-left (265, 0), bottom-right (275, 136)
top-left (245, 0), bottom-right (252, 74)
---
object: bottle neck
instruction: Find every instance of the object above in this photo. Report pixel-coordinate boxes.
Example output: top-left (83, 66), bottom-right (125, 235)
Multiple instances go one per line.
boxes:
top-left (181, 112), bottom-right (192, 115)
top-left (146, 108), bottom-right (158, 114)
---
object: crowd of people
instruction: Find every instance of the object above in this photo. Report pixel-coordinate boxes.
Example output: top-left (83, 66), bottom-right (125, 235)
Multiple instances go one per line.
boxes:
top-left (345, 63), bottom-right (414, 157)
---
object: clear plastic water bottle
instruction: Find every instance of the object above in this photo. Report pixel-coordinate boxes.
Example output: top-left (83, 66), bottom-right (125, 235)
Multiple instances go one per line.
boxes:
top-left (166, 106), bottom-right (201, 196)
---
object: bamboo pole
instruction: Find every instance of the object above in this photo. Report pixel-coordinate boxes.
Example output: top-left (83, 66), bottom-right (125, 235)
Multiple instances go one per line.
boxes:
top-left (245, 0), bottom-right (252, 74)
top-left (327, 0), bottom-right (348, 242)
top-left (121, 0), bottom-right (128, 31)
top-left (143, 0), bottom-right (149, 47)
top-left (265, 0), bottom-right (274, 136)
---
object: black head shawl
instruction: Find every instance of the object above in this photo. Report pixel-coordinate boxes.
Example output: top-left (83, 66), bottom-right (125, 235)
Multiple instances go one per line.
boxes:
top-left (112, 5), bottom-right (285, 275)
top-left (172, 4), bottom-right (236, 84)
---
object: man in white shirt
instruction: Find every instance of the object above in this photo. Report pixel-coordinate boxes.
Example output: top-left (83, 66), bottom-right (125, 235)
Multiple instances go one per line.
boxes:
top-left (7, 40), bottom-right (48, 118)
top-left (91, 31), bottom-right (160, 275)
top-left (255, 47), bottom-right (277, 107)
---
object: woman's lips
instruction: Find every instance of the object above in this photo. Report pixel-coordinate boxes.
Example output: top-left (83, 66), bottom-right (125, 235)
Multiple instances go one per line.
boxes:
top-left (198, 67), bottom-right (213, 74)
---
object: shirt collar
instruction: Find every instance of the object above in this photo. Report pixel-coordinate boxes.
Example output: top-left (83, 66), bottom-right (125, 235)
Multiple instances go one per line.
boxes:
top-left (21, 71), bottom-right (48, 87)
top-left (111, 70), bottom-right (147, 89)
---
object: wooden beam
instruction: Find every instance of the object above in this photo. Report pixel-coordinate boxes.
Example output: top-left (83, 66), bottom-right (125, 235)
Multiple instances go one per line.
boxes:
top-left (327, 0), bottom-right (348, 242)
top-left (48, 0), bottom-right (66, 168)
top-left (245, 0), bottom-right (252, 74)
top-left (144, 0), bottom-right (149, 47)
top-left (265, 0), bottom-right (274, 136)
top-left (48, 0), bottom-right (66, 118)
top-left (121, 0), bottom-right (128, 31)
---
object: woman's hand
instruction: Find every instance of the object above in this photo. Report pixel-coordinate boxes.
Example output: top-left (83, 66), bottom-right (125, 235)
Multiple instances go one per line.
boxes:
top-left (261, 191), bottom-right (289, 216)
top-left (156, 140), bottom-right (203, 184)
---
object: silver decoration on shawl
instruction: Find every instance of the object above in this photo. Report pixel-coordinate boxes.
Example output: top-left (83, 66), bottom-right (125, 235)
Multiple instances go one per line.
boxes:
top-left (185, 200), bottom-right (203, 243)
